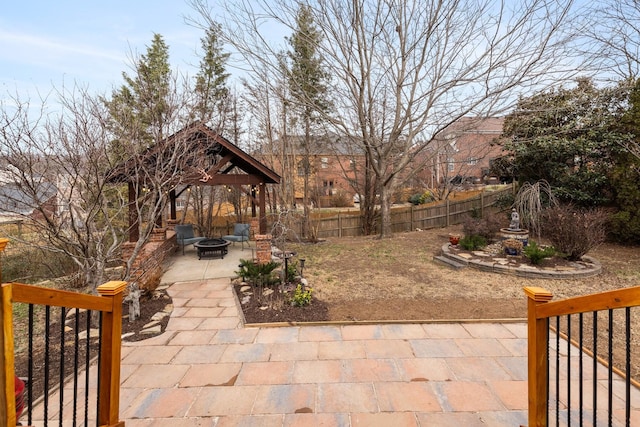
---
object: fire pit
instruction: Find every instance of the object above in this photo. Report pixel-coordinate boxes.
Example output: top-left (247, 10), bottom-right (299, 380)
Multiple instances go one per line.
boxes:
top-left (193, 238), bottom-right (231, 260)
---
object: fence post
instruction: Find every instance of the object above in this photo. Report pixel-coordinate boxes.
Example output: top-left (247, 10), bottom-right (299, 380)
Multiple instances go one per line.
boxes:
top-left (96, 280), bottom-right (127, 427)
top-left (446, 199), bottom-right (450, 227)
top-left (524, 286), bottom-right (553, 427)
top-left (480, 192), bottom-right (484, 217)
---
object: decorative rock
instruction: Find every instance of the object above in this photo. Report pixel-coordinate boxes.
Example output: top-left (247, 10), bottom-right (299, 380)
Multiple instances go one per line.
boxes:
top-left (300, 278), bottom-right (308, 287)
top-left (241, 296), bottom-right (251, 305)
top-left (240, 285), bottom-right (251, 293)
top-left (78, 329), bottom-right (100, 340)
top-left (162, 304), bottom-right (174, 313)
top-left (143, 320), bottom-right (160, 329)
top-left (263, 288), bottom-right (274, 296)
top-left (141, 325), bottom-right (162, 335)
top-left (151, 311), bottom-right (169, 321)
top-left (121, 332), bottom-right (135, 339)
top-left (65, 307), bottom-right (86, 320)
top-left (472, 251), bottom-right (490, 257)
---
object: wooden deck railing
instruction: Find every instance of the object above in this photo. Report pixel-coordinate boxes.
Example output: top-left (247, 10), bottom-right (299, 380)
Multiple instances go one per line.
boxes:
top-left (525, 285), bottom-right (640, 426)
top-left (0, 237), bottom-right (126, 427)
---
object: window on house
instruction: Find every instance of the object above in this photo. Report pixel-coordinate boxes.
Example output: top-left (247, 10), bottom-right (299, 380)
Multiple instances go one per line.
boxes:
top-left (321, 157), bottom-right (329, 169)
top-left (448, 158), bottom-right (455, 172)
top-left (467, 157), bottom-right (478, 165)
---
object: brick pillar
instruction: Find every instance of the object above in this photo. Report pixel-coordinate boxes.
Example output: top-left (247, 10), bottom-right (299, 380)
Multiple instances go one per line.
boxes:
top-left (249, 217), bottom-right (259, 240)
top-left (255, 234), bottom-right (272, 264)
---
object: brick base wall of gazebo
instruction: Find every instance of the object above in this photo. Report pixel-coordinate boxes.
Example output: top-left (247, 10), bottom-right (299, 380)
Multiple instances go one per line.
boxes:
top-left (121, 228), bottom-right (176, 291)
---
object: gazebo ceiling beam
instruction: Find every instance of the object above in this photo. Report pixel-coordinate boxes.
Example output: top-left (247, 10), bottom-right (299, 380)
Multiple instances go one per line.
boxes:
top-left (182, 174), bottom-right (264, 186)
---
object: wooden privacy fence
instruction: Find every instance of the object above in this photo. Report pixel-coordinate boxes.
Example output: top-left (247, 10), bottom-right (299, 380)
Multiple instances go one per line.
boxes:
top-left (291, 187), bottom-right (511, 239)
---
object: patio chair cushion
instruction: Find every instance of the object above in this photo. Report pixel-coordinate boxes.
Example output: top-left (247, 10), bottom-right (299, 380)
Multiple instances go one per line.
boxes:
top-left (175, 224), bottom-right (207, 254)
top-left (223, 223), bottom-right (250, 249)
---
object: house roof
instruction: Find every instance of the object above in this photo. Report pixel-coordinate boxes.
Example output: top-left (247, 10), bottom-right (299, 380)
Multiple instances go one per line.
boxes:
top-left (0, 182), bottom-right (57, 216)
top-left (270, 134), bottom-right (365, 156)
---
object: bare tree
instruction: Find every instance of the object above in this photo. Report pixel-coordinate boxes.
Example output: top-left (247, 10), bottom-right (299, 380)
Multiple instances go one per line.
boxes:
top-left (191, 0), bottom-right (581, 237)
top-left (0, 87), bottom-right (123, 291)
top-left (583, 0), bottom-right (640, 80)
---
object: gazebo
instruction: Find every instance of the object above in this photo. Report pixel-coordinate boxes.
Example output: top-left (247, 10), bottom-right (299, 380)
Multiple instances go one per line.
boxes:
top-left (108, 122), bottom-right (280, 288)
top-left (112, 121), bottom-right (281, 242)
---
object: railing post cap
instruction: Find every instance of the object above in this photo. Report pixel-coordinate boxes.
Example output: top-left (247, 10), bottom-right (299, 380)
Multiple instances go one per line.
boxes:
top-left (524, 286), bottom-right (553, 302)
top-left (97, 281), bottom-right (128, 296)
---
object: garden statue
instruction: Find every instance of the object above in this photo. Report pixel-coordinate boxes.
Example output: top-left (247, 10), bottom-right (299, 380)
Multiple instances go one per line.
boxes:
top-left (509, 208), bottom-right (520, 231)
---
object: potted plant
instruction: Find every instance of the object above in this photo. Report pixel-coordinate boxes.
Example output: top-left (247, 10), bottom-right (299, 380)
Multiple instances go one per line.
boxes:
top-left (502, 238), bottom-right (523, 255)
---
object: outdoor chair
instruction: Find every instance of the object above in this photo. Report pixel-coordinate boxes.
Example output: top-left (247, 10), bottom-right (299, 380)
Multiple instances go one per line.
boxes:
top-left (175, 224), bottom-right (207, 255)
top-left (223, 223), bottom-right (250, 250)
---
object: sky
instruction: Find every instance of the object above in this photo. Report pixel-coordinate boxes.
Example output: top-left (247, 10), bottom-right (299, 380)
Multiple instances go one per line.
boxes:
top-left (0, 1), bottom-right (207, 98)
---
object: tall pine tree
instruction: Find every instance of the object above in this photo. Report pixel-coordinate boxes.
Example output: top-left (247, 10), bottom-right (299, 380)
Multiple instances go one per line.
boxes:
top-left (286, 4), bottom-right (330, 238)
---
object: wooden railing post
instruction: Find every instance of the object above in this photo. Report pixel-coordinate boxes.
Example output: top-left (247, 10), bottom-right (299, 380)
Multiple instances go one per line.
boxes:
top-left (524, 286), bottom-right (554, 427)
top-left (97, 281), bottom-right (127, 427)
top-left (0, 238), bottom-right (14, 427)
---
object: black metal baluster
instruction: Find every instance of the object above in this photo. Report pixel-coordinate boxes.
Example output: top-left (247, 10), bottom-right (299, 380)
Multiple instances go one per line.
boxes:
top-left (625, 307), bottom-right (631, 427)
top-left (73, 310), bottom-right (79, 427)
top-left (579, 313), bottom-right (584, 427)
top-left (608, 309), bottom-right (613, 427)
top-left (27, 304), bottom-right (34, 425)
top-left (44, 305), bottom-right (50, 427)
top-left (593, 311), bottom-right (598, 427)
top-left (59, 308), bottom-right (65, 427)
top-left (84, 310), bottom-right (91, 427)
top-left (95, 312), bottom-right (103, 427)
top-left (567, 314), bottom-right (571, 427)
top-left (556, 316), bottom-right (560, 426)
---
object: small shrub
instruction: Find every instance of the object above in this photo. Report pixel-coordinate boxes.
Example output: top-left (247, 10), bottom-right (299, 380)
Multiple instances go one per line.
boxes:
top-left (331, 190), bottom-right (353, 207)
top-left (236, 259), bottom-right (280, 286)
top-left (523, 241), bottom-right (555, 265)
top-left (285, 261), bottom-right (298, 283)
top-left (495, 191), bottom-right (515, 210)
top-left (408, 194), bottom-right (423, 205)
top-left (608, 210), bottom-right (640, 244)
top-left (462, 215), bottom-right (502, 241)
top-left (459, 234), bottom-right (487, 250)
top-left (290, 284), bottom-right (313, 307)
top-left (408, 191), bottom-right (434, 205)
top-left (541, 204), bottom-right (608, 260)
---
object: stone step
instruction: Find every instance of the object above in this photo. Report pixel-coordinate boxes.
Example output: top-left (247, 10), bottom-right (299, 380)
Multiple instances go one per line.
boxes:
top-left (433, 255), bottom-right (467, 270)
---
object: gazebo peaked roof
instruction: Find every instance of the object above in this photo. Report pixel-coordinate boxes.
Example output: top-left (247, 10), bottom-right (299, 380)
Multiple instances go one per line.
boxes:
top-left (114, 121), bottom-right (280, 241)
top-left (172, 121), bottom-right (280, 187)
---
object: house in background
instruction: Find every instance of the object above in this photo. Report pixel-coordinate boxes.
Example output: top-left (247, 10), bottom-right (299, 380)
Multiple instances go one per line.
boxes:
top-left (258, 134), bottom-right (365, 208)
top-left (410, 117), bottom-right (506, 189)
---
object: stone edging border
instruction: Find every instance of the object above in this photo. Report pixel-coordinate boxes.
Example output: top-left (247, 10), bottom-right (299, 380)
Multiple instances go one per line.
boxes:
top-left (438, 243), bottom-right (602, 279)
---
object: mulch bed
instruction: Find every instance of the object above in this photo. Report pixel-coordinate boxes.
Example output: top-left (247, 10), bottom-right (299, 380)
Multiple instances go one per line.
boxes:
top-left (234, 283), bottom-right (330, 324)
